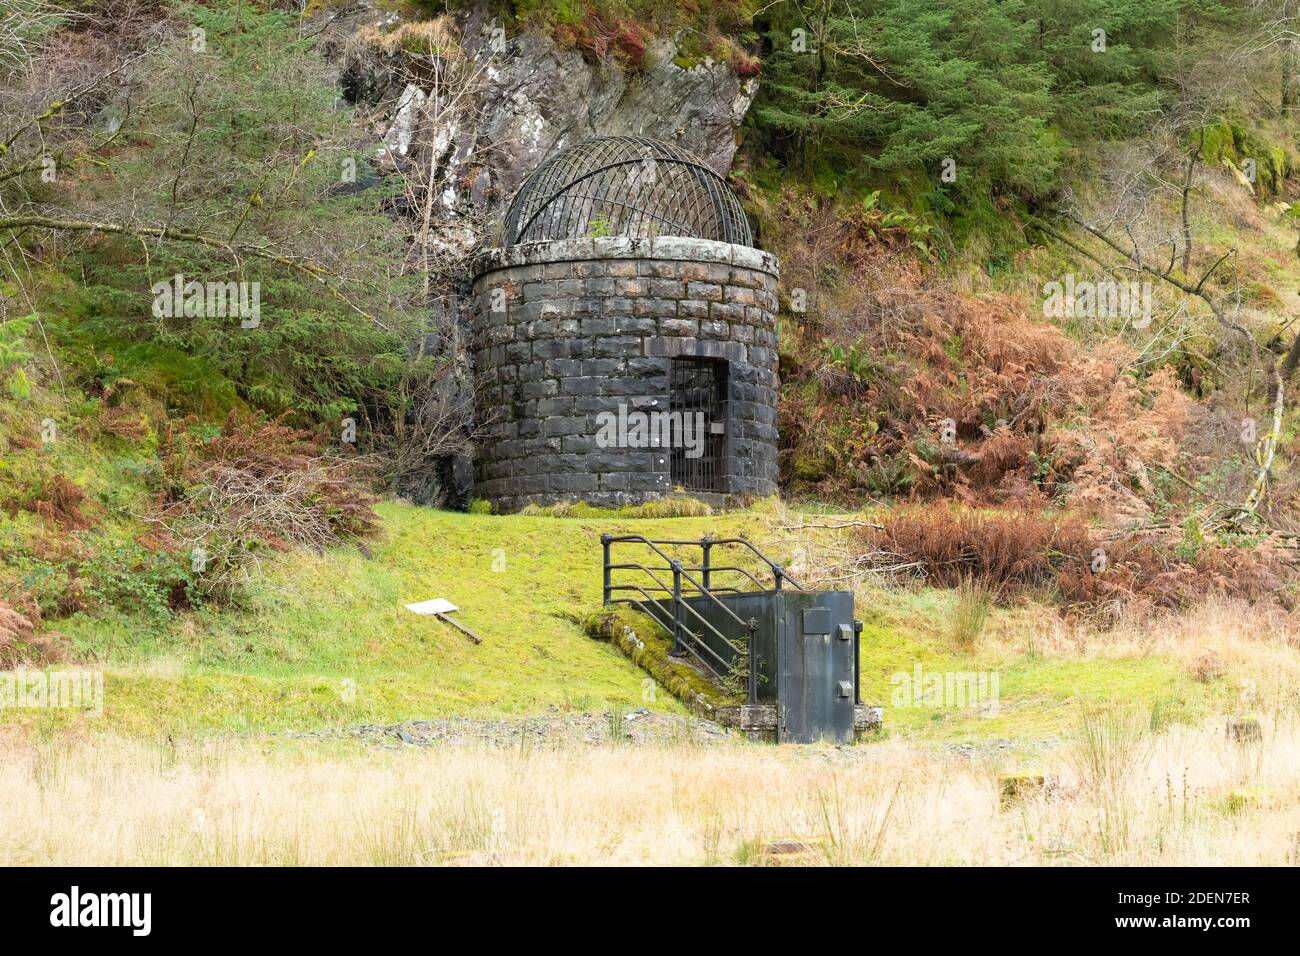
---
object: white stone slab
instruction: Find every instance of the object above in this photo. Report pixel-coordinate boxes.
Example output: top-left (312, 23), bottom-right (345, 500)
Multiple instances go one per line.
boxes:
top-left (405, 598), bottom-right (459, 615)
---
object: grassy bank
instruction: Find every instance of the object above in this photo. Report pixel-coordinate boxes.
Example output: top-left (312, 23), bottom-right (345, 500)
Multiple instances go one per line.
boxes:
top-left (5, 502), bottom-right (1290, 741)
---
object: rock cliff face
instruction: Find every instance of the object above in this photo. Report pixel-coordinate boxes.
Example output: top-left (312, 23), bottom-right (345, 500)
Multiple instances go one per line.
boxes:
top-left (312, 4), bottom-right (760, 506)
top-left (321, 4), bottom-right (756, 231)
top-left (474, 32), bottom-right (756, 205)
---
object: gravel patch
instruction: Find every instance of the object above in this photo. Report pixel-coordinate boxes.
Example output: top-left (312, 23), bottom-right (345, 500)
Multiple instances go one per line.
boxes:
top-left (287, 711), bottom-right (1063, 758)
top-left (289, 707), bottom-right (732, 749)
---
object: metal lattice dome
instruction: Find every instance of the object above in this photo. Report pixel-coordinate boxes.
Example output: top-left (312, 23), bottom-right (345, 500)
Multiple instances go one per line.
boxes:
top-left (502, 136), bottom-right (753, 247)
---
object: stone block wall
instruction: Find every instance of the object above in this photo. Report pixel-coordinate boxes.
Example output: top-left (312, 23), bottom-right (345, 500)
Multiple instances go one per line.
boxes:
top-left (470, 236), bottom-right (779, 512)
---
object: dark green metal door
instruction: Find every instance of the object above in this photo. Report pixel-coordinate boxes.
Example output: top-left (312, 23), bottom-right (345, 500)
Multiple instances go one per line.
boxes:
top-left (777, 591), bottom-right (855, 744)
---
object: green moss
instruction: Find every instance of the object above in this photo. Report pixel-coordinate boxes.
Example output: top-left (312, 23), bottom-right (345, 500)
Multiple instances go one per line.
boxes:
top-left (792, 452), bottom-right (829, 482)
top-left (1201, 119), bottom-right (1239, 164)
top-left (2, 480), bottom-right (1259, 745)
top-left (583, 606), bottom-right (736, 714)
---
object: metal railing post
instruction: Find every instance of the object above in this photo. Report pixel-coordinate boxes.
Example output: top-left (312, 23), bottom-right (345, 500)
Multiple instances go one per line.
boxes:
top-left (700, 535), bottom-right (712, 593)
top-left (773, 563), bottom-right (784, 592)
top-left (670, 559), bottom-right (684, 656)
top-left (853, 620), bottom-right (863, 705)
top-left (746, 617), bottom-right (758, 706)
top-left (601, 534), bottom-right (612, 606)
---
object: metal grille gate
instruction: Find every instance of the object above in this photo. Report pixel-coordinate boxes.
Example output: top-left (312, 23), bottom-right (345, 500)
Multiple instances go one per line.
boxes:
top-left (669, 358), bottom-right (727, 493)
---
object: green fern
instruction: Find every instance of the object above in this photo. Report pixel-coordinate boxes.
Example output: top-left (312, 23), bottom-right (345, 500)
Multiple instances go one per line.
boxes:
top-left (0, 315), bottom-right (36, 399)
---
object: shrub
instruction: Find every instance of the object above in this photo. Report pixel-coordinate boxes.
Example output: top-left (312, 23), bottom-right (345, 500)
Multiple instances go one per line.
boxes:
top-left (866, 504), bottom-right (1094, 596)
top-left (0, 596), bottom-right (66, 667)
top-left (864, 502), bottom-right (1294, 618)
top-left (1056, 533), bottom-right (1291, 615)
top-left (4, 472), bottom-right (93, 530)
top-left (152, 411), bottom-right (379, 603)
top-left (80, 541), bottom-right (190, 618)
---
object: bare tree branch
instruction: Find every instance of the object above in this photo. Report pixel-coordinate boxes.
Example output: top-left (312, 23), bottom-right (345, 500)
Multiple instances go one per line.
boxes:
top-left (0, 214), bottom-right (385, 327)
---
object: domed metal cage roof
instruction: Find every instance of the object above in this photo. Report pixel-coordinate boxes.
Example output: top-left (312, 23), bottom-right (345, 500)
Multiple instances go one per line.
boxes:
top-left (502, 136), bottom-right (753, 247)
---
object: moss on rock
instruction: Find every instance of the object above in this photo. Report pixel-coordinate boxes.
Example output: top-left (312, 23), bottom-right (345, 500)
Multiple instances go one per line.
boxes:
top-left (583, 606), bottom-right (738, 717)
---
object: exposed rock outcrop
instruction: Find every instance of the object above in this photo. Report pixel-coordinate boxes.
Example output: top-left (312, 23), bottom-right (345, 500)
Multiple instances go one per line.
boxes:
top-left (320, 4), bottom-right (756, 228)
top-left (474, 31), bottom-right (756, 204)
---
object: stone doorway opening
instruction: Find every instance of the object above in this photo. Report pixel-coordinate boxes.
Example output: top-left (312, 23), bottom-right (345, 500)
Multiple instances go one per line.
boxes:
top-left (669, 357), bottom-right (728, 494)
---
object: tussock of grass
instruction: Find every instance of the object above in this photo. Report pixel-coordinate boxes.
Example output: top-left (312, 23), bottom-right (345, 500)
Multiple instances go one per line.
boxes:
top-left (948, 574), bottom-right (996, 650)
top-left (517, 497), bottom-right (714, 518)
top-left (1067, 706), bottom-right (1155, 853)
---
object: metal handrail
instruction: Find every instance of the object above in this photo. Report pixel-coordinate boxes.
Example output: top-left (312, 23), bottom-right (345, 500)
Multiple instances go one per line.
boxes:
top-left (676, 599), bottom-right (745, 658)
top-left (610, 563), bottom-right (677, 605)
top-left (720, 538), bottom-right (806, 591)
top-left (610, 568), bottom-right (748, 643)
top-left (612, 586), bottom-right (738, 677)
top-left (603, 534), bottom-right (805, 592)
top-left (611, 584), bottom-right (681, 637)
top-left (602, 534), bottom-right (795, 703)
top-left (670, 625), bottom-right (733, 680)
top-left (609, 584), bottom-right (741, 652)
top-left (606, 562), bottom-right (768, 591)
top-left (622, 598), bottom-right (735, 680)
top-left (602, 538), bottom-right (748, 630)
top-left (600, 534), bottom-right (863, 717)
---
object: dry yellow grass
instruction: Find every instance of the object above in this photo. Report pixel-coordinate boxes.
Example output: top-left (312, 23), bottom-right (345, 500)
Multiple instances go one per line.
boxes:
top-left (4, 710), bottom-right (1300, 866)
top-left (6, 574), bottom-right (1298, 866)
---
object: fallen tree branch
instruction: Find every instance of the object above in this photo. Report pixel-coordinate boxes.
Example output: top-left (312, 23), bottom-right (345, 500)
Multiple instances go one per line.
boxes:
top-left (1235, 365), bottom-right (1285, 525)
top-left (776, 518), bottom-right (884, 531)
top-left (1033, 213), bottom-right (1286, 523)
top-left (1060, 212), bottom-right (1253, 344)
top-left (1027, 218), bottom-right (1134, 282)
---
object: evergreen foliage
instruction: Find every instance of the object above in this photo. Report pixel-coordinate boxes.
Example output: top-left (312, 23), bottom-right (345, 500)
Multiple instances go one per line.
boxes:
top-left (753, 0), bottom-right (1238, 197)
top-left (30, 1), bottom-right (425, 424)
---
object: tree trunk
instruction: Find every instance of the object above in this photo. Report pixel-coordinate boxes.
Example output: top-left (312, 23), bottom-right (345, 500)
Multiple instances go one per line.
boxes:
top-left (1283, 329), bottom-right (1300, 382)
top-left (1180, 130), bottom-right (1203, 276)
top-left (1286, 2), bottom-right (1298, 115)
